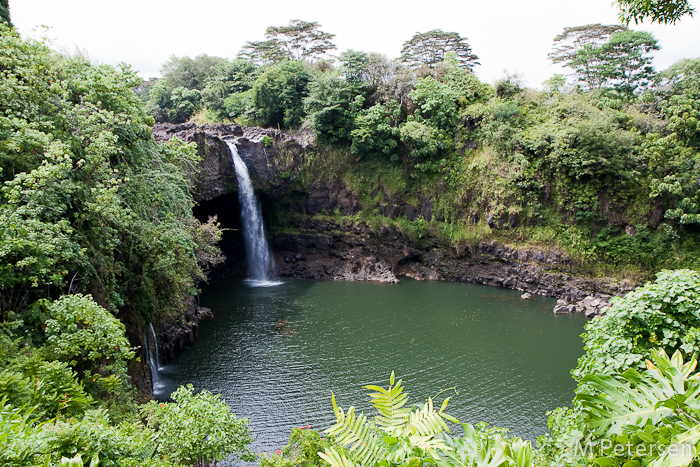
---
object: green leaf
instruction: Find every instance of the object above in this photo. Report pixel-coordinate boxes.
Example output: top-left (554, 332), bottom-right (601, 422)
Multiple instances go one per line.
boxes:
top-left (595, 457), bottom-right (617, 466)
top-left (383, 436), bottom-right (398, 445)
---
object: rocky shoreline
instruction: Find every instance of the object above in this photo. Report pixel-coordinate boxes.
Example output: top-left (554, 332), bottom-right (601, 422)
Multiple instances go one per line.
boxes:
top-left (270, 217), bottom-right (632, 315)
top-left (552, 295), bottom-right (613, 318)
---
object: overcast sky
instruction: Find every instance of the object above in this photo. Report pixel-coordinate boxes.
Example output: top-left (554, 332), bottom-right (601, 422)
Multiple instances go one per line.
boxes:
top-left (11, 0), bottom-right (700, 88)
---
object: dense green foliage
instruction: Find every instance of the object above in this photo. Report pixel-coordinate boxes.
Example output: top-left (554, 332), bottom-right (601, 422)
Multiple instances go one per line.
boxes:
top-left (0, 385), bottom-right (252, 467)
top-left (143, 385), bottom-right (254, 466)
top-left (0, 24), bottom-right (242, 467)
top-left (538, 271), bottom-right (700, 467)
top-left (0, 26), bottom-right (222, 322)
top-left (260, 426), bottom-right (334, 467)
top-left (617, 0), bottom-right (695, 24)
top-left (252, 61), bottom-right (315, 128)
top-left (573, 269), bottom-right (700, 381)
top-left (541, 348), bottom-right (700, 467)
top-left (0, 0), bottom-right (10, 25)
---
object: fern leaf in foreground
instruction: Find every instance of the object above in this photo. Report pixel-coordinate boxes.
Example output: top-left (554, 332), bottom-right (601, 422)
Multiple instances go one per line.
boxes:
top-left (320, 373), bottom-right (532, 467)
top-left (579, 349), bottom-right (700, 467)
top-left (365, 372), bottom-right (411, 434)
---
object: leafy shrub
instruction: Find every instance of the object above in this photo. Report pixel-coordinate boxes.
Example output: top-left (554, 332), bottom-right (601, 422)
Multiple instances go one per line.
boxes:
top-left (304, 75), bottom-right (358, 143)
top-left (560, 117), bottom-right (638, 180)
top-left (42, 294), bottom-right (134, 379)
top-left (260, 426), bottom-right (334, 467)
top-left (29, 360), bottom-right (93, 420)
top-left (252, 61), bottom-right (314, 128)
top-left (143, 384), bottom-right (254, 466)
top-left (409, 77), bottom-right (459, 130)
top-left (223, 89), bottom-right (254, 121)
top-left (350, 103), bottom-right (400, 159)
top-left (573, 269), bottom-right (700, 381)
top-left (399, 121), bottom-right (450, 163)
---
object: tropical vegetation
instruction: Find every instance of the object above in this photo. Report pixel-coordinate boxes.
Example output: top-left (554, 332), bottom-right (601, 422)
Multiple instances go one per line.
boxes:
top-left (0, 21), bottom-right (243, 467)
top-left (142, 16), bottom-right (700, 278)
top-left (2, 0), bottom-right (700, 465)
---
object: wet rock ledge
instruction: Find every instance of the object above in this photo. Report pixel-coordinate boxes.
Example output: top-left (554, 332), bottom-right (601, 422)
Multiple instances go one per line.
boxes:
top-left (159, 296), bottom-right (214, 361)
top-left (271, 218), bottom-right (636, 305)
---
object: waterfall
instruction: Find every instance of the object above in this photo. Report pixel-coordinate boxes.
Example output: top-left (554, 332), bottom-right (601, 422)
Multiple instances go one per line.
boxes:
top-left (145, 326), bottom-right (163, 394)
top-left (149, 323), bottom-right (161, 371)
top-left (228, 141), bottom-right (282, 287)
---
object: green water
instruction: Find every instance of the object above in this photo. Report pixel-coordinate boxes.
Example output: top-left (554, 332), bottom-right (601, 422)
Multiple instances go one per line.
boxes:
top-left (157, 278), bottom-right (587, 453)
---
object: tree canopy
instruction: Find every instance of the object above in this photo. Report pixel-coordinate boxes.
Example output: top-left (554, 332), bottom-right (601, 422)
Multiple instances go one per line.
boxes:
top-left (617, 0), bottom-right (695, 24)
top-left (594, 30), bottom-right (659, 96)
top-left (238, 19), bottom-right (336, 64)
top-left (549, 24), bottom-right (628, 89)
top-left (0, 0), bottom-right (10, 25)
top-left (400, 30), bottom-right (479, 72)
top-left (551, 25), bottom-right (658, 95)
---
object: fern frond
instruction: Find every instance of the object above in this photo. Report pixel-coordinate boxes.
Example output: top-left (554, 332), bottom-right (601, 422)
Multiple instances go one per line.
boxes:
top-left (319, 448), bottom-right (360, 467)
top-left (436, 425), bottom-right (508, 467)
top-left (408, 435), bottom-right (451, 459)
top-left (365, 378), bottom-right (411, 433)
top-left (321, 374), bottom-right (461, 467)
top-left (325, 403), bottom-right (383, 466)
top-left (406, 398), bottom-right (451, 437)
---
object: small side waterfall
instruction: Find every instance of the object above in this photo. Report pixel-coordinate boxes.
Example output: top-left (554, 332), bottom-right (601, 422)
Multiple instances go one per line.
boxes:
top-left (144, 325), bottom-right (163, 394)
top-left (227, 141), bottom-right (281, 287)
top-left (149, 323), bottom-right (161, 371)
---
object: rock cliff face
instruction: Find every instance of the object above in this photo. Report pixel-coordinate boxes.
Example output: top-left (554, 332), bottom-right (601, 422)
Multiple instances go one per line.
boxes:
top-left (152, 123), bottom-right (313, 202)
top-left (153, 123), bottom-right (637, 306)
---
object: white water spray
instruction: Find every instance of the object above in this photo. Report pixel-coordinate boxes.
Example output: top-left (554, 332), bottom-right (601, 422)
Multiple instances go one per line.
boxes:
top-left (228, 141), bottom-right (281, 287)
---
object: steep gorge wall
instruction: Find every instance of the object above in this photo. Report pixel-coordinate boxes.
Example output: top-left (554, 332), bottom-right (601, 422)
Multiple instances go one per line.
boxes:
top-left (153, 123), bottom-right (637, 303)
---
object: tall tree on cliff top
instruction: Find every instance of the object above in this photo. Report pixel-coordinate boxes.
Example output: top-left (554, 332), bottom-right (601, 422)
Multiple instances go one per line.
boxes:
top-left (549, 24), bottom-right (628, 90)
top-left (266, 20), bottom-right (336, 61)
top-left (561, 30), bottom-right (659, 96)
top-left (238, 39), bottom-right (290, 65)
top-left (400, 30), bottom-right (479, 72)
top-left (593, 30), bottom-right (659, 96)
top-left (0, 0), bottom-right (11, 26)
top-left (617, 0), bottom-right (694, 24)
top-left (239, 20), bottom-right (336, 64)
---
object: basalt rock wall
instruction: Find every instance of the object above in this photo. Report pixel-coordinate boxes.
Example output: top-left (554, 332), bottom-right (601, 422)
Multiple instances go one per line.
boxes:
top-left (271, 218), bottom-right (635, 301)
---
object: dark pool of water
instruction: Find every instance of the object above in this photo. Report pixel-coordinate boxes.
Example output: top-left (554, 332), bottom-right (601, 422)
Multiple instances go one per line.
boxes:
top-left (156, 278), bottom-right (586, 454)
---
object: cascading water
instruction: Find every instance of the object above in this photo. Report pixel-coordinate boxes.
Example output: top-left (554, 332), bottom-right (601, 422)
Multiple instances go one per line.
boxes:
top-left (227, 141), bottom-right (282, 287)
top-left (149, 323), bottom-right (161, 371)
top-left (145, 325), bottom-right (163, 394)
